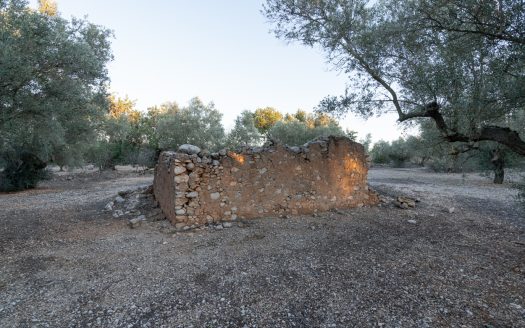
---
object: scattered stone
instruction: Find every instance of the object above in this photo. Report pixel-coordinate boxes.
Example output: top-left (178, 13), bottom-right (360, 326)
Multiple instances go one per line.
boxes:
top-left (394, 196), bottom-right (416, 209)
top-left (125, 199), bottom-right (138, 210)
top-left (210, 192), bottom-right (221, 200)
top-left (223, 222), bottom-right (233, 228)
top-left (178, 144), bottom-right (201, 155)
top-left (510, 303), bottom-right (523, 311)
top-left (128, 217), bottom-right (142, 228)
top-left (395, 201), bottom-right (409, 209)
top-left (117, 190), bottom-right (129, 197)
top-left (215, 224), bottom-right (224, 230)
top-left (448, 207), bottom-right (455, 214)
top-left (407, 219), bottom-right (417, 224)
top-left (109, 185), bottom-right (166, 224)
top-left (218, 149), bottom-right (227, 156)
top-left (148, 211), bottom-right (165, 221)
top-left (104, 202), bottom-right (114, 211)
top-left (175, 223), bottom-right (186, 231)
top-left (112, 210), bottom-right (124, 218)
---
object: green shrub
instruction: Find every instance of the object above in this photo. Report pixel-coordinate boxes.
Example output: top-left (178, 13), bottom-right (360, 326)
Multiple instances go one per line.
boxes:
top-left (0, 151), bottom-right (49, 192)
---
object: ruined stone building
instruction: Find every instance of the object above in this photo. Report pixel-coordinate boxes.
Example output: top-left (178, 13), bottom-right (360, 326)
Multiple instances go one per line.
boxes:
top-left (153, 136), bottom-right (378, 230)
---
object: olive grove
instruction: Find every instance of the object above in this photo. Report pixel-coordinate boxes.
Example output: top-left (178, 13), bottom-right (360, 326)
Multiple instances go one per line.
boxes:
top-left (263, 0), bottom-right (525, 183)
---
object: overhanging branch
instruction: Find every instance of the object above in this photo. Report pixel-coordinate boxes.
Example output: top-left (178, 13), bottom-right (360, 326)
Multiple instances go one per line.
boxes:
top-left (400, 102), bottom-right (525, 156)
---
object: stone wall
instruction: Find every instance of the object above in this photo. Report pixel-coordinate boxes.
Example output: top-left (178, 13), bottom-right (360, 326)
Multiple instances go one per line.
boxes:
top-left (153, 136), bottom-right (378, 230)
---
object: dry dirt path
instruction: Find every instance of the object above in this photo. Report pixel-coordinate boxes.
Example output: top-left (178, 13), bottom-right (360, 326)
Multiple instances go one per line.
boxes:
top-left (0, 168), bottom-right (524, 327)
top-left (368, 167), bottom-right (524, 228)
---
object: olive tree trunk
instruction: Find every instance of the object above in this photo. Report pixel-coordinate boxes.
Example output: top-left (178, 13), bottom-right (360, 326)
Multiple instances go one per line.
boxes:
top-left (491, 149), bottom-right (505, 184)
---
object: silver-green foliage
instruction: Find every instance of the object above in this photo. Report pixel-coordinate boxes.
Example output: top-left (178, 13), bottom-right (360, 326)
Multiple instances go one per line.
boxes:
top-left (267, 120), bottom-right (347, 146)
top-left (0, 0), bottom-right (112, 190)
top-left (226, 110), bottom-right (263, 148)
top-left (263, 0), bottom-right (525, 155)
top-left (369, 137), bottom-right (419, 167)
top-left (0, 0), bottom-right (112, 161)
top-left (156, 98), bottom-right (225, 152)
top-left (369, 140), bottom-right (391, 165)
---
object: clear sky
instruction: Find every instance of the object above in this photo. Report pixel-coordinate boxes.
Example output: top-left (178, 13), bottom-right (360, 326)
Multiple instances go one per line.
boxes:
top-left (32, 0), bottom-right (413, 142)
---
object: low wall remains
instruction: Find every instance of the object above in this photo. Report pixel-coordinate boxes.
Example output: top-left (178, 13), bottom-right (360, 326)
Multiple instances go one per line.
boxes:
top-left (153, 136), bottom-right (378, 229)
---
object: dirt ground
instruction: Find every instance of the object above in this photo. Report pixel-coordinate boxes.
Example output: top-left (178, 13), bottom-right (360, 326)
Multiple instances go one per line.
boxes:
top-left (0, 167), bottom-right (524, 327)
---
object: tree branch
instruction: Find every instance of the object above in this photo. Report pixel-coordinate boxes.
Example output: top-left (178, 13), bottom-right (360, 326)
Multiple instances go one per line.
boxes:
top-left (401, 102), bottom-right (525, 156)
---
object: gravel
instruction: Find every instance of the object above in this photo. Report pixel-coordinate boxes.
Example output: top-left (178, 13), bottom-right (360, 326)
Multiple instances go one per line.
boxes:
top-left (0, 167), bottom-right (524, 327)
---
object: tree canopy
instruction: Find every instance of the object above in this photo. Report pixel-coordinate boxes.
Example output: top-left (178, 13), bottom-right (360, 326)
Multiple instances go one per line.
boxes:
top-left (253, 107), bottom-right (284, 134)
top-left (268, 119), bottom-right (349, 146)
top-left (0, 0), bottom-right (112, 190)
top-left (263, 0), bottom-right (525, 156)
top-left (0, 0), bottom-right (112, 158)
top-left (156, 97), bottom-right (225, 152)
top-left (226, 110), bottom-right (263, 148)
top-left (38, 0), bottom-right (57, 16)
top-left (228, 108), bottom-right (351, 147)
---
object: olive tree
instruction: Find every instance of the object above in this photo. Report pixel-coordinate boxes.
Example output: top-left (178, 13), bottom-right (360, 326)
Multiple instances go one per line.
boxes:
top-left (0, 0), bottom-right (112, 190)
top-left (226, 110), bottom-right (264, 148)
top-left (156, 98), bottom-right (225, 152)
top-left (263, 0), bottom-right (525, 183)
top-left (253, 107), bottom-right (283, 134)
top-left (267, 116), bottom-right (350, 146)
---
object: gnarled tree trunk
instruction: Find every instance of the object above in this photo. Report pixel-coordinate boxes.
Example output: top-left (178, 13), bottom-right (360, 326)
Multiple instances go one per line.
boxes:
top-left (491, 149), bottom-right (505, 184)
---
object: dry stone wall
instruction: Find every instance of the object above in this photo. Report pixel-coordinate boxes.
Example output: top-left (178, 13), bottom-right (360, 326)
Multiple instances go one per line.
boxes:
top-left (153, 136), bottom-right (378, 230)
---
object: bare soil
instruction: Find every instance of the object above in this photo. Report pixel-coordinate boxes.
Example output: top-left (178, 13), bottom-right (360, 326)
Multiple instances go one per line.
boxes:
top-left (0, 167), bottom-right (524, 327)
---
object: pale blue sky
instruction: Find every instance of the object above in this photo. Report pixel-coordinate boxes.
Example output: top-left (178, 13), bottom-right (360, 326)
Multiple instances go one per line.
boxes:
top-left (32, 0), bottom-right (410, 142)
